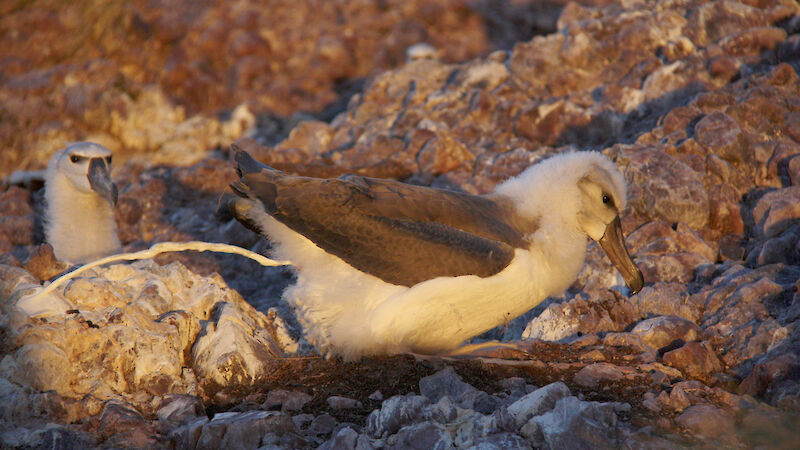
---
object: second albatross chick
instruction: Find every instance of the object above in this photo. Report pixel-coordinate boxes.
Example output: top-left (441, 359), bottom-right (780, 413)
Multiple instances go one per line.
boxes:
top-left (230, 148), bottom-right (643, 360)
top-left (44, 142), bottom-right (120, 264)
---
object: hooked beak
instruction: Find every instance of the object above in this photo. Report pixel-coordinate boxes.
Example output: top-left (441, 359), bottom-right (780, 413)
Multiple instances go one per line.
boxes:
top-left (598, 216), bottom-right (644, 295)
top-left (87, 157), bottom-right (118, 206)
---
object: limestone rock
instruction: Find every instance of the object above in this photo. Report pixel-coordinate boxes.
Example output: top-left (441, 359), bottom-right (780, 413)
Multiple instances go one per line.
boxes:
top-left (192, 410), bottom-right (296, 450)
top-left (366, 394), bottom-right (430, 438)
top-left (0, 260), bottom-right (286, 416)
top-left (307, 413), bottom-right (338, 437)
top-left (520, 396), bottom-right (628, 449)
top-left (506, 381), bottom-right (570, 429)
top-left (318, 427), bottom-right (364, 450)
top-left (157, 394), bottom-right (205, 429)
top-left (419, 367), bottom-right (493, 413)
top-left (390, 421), bottom-right (452, 450)
top-left (327, 395), bottom-right (363, 410)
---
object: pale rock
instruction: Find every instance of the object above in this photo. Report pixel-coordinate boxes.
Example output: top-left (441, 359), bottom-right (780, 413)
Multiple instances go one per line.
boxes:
top-left (425, 396), bottom-right (459, 424)
top-left (194, 410), bottom-right (295, 450)
top-left (64, 276), bottom-right (127, 310)
top-left (1, 260), bottom-right (283, 413)
top-left (390, 421), bottom-right (452, 450)
top-left (192, 301), bottom-right (280, 390)
top-left (522, 303), bottom-right (581, 341)
top-left (366, 394), bottom-right (430, 438)
top-left (291, 413), bottom-right (314, 430)
top-left (520, 396), bottom-right (627, 449)
top-left (0, 424), bottom-right (94, 449)
top-left (506, 381), bottom-right (570, 429)
top-left (156, 394), bottom-right (204, 427)
top-left (319, 426), bottom-right (359, 450)
top-left (12, 342), bottom-right (72, 395)
top-left (169, 416), bottom-right (210, 449)
top-left (453, 408), bottom-right (516, 447)
top-left (461, 61), bottom-right (509, 90)
top-left (419, 367), bottom-right (493, 413)
top-left (328, 395), bottom-right (363, 410)
top-left (498, 377), bottom-right (527, 399)
top-left (99, 405), bottom-right (161, 447)
top-left (468, 433), bottom-right (533, 449)
top-left (308, 413), bottom-right (338, 437)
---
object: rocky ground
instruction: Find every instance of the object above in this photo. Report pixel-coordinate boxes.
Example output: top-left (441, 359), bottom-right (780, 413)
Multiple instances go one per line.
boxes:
top-left (1, 0), bottom-right (800, 448)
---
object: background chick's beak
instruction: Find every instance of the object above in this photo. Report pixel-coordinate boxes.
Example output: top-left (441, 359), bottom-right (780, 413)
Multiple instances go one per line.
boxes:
top-left (598, 216), bottom-right (644, 294)
top-left (87, 157), bottom-right (118, 206)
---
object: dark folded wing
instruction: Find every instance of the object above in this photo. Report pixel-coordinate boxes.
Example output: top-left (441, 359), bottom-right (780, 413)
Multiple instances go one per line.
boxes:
top-left (232, 150), bottom-right (535, 286)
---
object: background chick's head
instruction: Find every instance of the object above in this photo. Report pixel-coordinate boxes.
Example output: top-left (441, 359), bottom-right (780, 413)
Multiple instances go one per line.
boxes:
top-left (49, 142), bottom-right (117, 205)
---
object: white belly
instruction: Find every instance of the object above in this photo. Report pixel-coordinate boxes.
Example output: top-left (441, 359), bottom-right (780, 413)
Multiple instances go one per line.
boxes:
top-left (253, 204), bottom-right (585, 360)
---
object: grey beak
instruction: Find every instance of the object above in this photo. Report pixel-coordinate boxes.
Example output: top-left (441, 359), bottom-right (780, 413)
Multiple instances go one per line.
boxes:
top-left (87, 157), bottom-right (118, 206)
top-left (598, 216), bottom-right (644, 295)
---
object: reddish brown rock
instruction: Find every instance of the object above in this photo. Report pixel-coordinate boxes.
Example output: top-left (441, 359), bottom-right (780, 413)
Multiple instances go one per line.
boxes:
top-left (573, 363), bottom-right (626, 388)
top-left (24, 244), bottom-right (70, 282)
top-left (739, 353), bottom-right (799, 400)
top-left (0, 215), bottom-right (35, 246)
top-left (631, 315), bottom-right (703, 350)
top-left (619, 147), bottom-right (709, 229)
top-left (661, 341), bottom-right (722, 381)
top-left (751, 187), bottom-right (800, 240)
top-left (629, 283), bottom-right (702, 322)
top-left (675, 404), bottom-right (735, 440)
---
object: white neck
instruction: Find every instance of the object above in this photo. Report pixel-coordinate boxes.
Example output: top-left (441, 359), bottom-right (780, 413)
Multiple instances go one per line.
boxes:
top-left (44, 171), bottom-right (121, 264)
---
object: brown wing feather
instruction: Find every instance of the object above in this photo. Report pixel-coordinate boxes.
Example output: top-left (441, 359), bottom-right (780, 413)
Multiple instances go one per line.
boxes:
top-left (231, 150), bottom-right (537, 286)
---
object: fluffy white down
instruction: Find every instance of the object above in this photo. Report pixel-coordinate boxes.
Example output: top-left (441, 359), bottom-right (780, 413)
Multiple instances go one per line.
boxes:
top-left (248, 151), bottom-right (627, 360)
top-left (44, 144), bottom-right (121, 264)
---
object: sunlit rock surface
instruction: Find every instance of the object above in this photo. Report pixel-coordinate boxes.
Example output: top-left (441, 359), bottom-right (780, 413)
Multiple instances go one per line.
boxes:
top-left (2, 0), bottom-right (800, 447)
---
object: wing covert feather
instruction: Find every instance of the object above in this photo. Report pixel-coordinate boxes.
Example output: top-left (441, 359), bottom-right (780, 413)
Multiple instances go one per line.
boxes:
top-left (237, 165), bottom-right (535, 286)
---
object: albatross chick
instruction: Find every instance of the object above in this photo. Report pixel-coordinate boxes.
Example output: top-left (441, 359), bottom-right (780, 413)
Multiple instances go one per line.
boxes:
top-left (44, 142), bottom-right (120, 264)
top-left (230, 148), bottom-right (643, 360)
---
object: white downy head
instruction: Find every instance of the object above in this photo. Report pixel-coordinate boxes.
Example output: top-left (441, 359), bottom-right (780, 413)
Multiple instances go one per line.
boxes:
top-left (44, 142), bottom-right (121, 264)
top-left (495, 151), bottom-right (642, 293)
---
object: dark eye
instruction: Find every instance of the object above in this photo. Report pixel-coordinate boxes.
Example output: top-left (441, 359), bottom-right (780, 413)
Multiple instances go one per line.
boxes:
top-left (105, 156), bottom-right (112, 165)
top-left (602, 194), bottom-right (610, 204)
top-left (70, 155), bottom-right (82, 163)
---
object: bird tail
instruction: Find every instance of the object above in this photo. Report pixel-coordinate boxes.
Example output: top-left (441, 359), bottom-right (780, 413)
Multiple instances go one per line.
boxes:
top-left (231, 140), bottom-right (274, 177)
top-left (230, 140), bottom-right (271, 199)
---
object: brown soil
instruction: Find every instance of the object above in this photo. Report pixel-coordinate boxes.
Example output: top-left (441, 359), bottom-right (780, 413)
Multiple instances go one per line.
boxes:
top-left (207, 341), bottom-right (667, 430)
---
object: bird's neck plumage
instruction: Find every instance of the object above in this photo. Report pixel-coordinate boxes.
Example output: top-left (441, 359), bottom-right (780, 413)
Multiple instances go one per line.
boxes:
top-left (44, 171), bottom-right (121, 264)
top-left (494, 156), bottom-right (589, 295)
